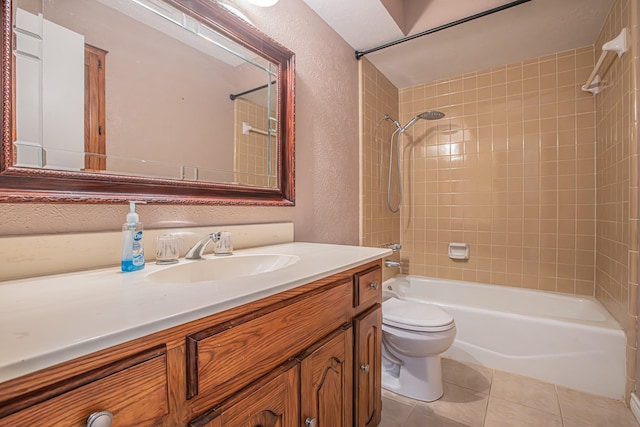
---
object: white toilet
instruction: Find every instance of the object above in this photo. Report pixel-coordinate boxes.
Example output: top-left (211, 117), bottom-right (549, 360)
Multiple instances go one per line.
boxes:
top-left (381, 297), bottom-right (456, 402)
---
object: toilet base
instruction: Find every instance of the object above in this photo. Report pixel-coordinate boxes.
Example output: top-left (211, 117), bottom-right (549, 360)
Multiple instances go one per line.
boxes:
top-left (382, 351), bottom-right (444, 402)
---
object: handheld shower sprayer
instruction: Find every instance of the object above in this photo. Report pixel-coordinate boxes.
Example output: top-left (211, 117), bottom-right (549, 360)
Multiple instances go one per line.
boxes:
top-left (383, 110), bottom-right (445, 213)
top-left (400, 110), bottom-right (446, 132)
top-left (385, 110), bottom-right (445, 132)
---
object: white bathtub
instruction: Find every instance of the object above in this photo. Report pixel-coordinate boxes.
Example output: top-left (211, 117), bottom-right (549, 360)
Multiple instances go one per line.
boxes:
top-left (383, 275), bottom-right (626, 399)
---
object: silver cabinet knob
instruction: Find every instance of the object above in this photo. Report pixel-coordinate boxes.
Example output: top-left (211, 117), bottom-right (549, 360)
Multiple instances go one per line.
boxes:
top-left (360, 364), bottom-right (370, 373)
top-left (369, 281), bottom-right (379, 290)
top-left (87, 411), bottom-right (113, 427)
top-left (305, 418), bottom-right (317, 427)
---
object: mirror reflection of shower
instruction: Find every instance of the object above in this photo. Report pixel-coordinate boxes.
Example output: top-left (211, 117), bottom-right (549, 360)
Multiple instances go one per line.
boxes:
top-left (384, 110), bottom-right (445, 213)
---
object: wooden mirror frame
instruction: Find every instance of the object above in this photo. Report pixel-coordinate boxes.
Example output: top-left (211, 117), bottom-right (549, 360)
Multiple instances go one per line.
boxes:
top-left (0, 0), bottom-right (295, 205)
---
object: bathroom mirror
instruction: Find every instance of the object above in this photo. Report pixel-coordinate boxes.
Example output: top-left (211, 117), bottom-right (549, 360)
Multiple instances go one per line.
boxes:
top-left (0, 0), bottom-right (295, 204)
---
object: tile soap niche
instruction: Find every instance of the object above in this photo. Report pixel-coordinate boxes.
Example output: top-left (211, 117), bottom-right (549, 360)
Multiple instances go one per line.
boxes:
top-left (448, 243), bottom-right (469, 260)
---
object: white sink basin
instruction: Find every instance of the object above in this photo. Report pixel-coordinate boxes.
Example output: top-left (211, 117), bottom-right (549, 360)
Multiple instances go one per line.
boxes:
top-left (147, 254), bottom-right (300, 283)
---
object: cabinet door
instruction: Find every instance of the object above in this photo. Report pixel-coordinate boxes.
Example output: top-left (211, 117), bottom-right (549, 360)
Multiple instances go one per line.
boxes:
top-left (354, 305), bottom-right (382, 427)
top-left (299, 324), bottom-right (353, 427)
top-left (189, 362), bottom-right (299, 427)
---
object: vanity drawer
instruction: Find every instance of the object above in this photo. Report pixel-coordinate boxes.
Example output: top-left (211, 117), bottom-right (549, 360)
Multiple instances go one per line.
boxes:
top-left (354, 265), bottom-right (382, 309)
top-left (189, 360), bottom-right (299, 427)
top-left (186, 279), bottom-right (352, 404)
top-left (0, 347), bottom-right (168, 427)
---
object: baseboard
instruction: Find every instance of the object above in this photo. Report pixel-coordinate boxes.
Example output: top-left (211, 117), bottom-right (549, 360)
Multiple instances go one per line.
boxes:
top-left (631, 393), bottom-right (640, 424)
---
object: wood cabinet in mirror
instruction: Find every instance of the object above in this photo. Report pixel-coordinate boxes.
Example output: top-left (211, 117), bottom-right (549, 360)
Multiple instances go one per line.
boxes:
top-left (0, 0), bottom-right (295, 204)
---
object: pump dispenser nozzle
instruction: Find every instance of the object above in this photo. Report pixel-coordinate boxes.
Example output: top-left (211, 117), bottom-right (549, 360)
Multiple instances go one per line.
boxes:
top-left (126, 201), bottom-right (145, 224)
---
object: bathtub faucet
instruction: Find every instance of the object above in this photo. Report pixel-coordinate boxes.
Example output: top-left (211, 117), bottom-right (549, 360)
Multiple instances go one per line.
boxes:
top-left (385, 260), bottom-right (401, 268)
top-left (382, 243), bottom-right (402, 252)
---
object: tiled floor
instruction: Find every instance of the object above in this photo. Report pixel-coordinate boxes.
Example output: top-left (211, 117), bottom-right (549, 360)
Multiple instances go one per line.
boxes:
top-left (380, 357), bottom-right (639, 427)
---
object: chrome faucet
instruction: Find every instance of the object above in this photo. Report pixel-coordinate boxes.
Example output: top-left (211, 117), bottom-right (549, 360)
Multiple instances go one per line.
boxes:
top-left (185, 231), bottom-right (233, 260)
top-left (185, 233), bottom-right (217, 260)
top-left (382, 243), bottom-right (402, 252)
top-left (385, 260), bottom-right (401, 268)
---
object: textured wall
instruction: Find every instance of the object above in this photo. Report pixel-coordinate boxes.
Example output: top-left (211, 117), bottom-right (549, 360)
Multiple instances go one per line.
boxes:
top-left (1, 0), bottom-right (360, 246)
top-left (250, 0), bottom-right (361, 244)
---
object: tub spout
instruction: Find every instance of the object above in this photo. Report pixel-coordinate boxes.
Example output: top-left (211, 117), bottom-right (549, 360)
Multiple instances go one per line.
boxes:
top-left (385, 260), bottom-right (401, 268)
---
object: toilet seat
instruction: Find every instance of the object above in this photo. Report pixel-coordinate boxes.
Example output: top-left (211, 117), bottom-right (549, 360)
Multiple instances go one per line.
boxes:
top-left (382, 298), bottom-right (454, 332)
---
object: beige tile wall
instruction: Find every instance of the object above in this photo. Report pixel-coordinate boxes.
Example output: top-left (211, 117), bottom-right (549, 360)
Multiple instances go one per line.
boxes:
top-left (360, 59), bottom-right (401, 280)
top-left (397, 48), bottom-right (597, 295)
top-left (233, 98), bottom-right (278, 188)
top-left (594, 0), bottom-right (639, 401)
top-left (360, 4), bottom-right (640, 403)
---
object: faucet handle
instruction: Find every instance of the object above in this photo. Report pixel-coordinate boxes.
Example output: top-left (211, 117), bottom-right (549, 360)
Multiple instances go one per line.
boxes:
top-left (213, 231), bottom-right (233, 256)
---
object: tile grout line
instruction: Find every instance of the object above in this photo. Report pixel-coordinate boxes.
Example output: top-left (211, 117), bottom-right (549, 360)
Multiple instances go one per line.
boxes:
top-left (554, 384), bottom-right (567, 427)
top-left (481, 368), bottom-right (495, 427)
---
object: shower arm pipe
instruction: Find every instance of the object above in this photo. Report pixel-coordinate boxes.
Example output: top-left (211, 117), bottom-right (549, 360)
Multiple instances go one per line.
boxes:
top-left (355, 0), bottom-right (531, 60)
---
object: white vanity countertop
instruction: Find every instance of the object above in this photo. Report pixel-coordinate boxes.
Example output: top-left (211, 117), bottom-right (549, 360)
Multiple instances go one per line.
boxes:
top-left (0, 242), bottom-right (390, 383)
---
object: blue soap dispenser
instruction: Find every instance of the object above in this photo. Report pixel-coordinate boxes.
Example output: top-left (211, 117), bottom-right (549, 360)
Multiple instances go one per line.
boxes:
top-left (121, 201), bottom-right (145, 272)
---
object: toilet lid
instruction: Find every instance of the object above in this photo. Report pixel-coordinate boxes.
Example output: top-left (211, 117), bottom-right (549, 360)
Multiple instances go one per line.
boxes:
top-left (382, 298), bottom-right (454, 332)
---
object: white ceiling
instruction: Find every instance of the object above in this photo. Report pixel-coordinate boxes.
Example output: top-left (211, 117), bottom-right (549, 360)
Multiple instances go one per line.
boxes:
top-left (302, 0), bottom-right (616, 88)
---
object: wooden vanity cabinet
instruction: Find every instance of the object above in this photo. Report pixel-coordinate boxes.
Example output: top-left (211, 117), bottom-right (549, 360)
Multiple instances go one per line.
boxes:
top-left (193, 322), bottom-right (356, 427)
top-left (353, 265), bottom-right (383, 427)
top-left (0, 260), bottom-right (384, 427)
top-left (185, 279), bottom-right (353, 406)
top-left (188, 263), bottom-right (382, 427)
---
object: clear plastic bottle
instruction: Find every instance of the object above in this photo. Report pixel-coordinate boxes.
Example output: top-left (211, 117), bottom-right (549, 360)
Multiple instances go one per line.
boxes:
top-left (121, 201), bottom-right (145, 272)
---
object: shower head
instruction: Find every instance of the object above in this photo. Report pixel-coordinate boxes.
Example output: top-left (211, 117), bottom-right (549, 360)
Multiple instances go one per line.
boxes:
top-left (419, 110), bottom-right (445, 120)
top-left (400, 110), bottom-right (445, 132)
